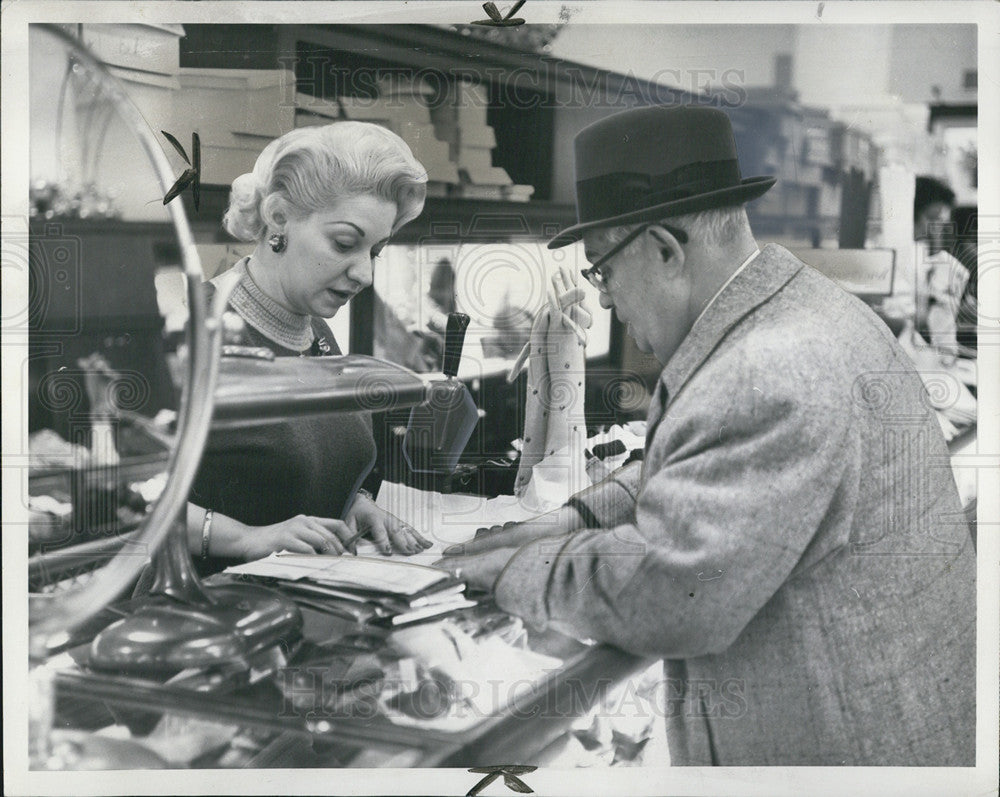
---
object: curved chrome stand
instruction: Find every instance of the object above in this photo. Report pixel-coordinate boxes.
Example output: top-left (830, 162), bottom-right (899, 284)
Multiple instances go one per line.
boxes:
top-left (86, 269), bottom-right (302, 677)
top-left (88, 517), bottom-right (302, 675)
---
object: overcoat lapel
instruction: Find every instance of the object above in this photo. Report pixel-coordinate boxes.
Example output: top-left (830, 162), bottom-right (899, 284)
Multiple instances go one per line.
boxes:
top-left (643, 244), bottom-right (804, 447)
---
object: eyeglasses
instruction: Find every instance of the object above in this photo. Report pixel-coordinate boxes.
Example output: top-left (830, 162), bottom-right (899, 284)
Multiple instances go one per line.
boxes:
top-left (580, 222), bottom-right (688, 292)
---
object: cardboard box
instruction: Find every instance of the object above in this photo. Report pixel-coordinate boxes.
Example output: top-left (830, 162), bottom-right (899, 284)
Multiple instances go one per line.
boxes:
top-left (295, 109), bottom-right (339, 129)
top-left (197, 143), bottom-right (263, 186)
top-left (295, 92), bottom-right (341, 120)
top-left (415, 150), bottom-right (460, 184)
top-left (408, 140), bottom-right (454, 170)
top-left (453, 82), bottom-right (490, 123)
top-left (429, 107), bottom-right (459, 145)
top-left (460, 163), bottom-right (511, 186)
top-left (454, 146), bottom-right (494, 173)
top-left (427, 163), bottom-right (461, 184)
top-left (803, 127), bottom-right (833, 167)
top-left (424, 181), bottom-right (452, 199)
top-left (104, 65), bottom-right (180, 133)
top-left (339, 95), bottom-right (401, 126)
top-left (385, 100), bottom-right (437, 130)
top-left (176, 68), bottom-right (296, 139)
top-left (459, 125), bottom-right (497, 149)
top-left (377, 74), bottom-right (435, 98)
top-left (395, 121), bottom-right (444, 145)
top-left (505, 185), bottom-right (535, 202)
top-left (181, 127), bottom-right (272, 153)
top-left (818, 182), bottom-right (842, 218)
top-left (428, 80), bottom-right (490, 142)
top-left (378, 95), bottom-right (434, 119)
top-left (459, 184), bottom-right (506, 200)
top-left (79, 23), bottom-right (184, 76)
top-left (68, 67), bottom-right (181, 222)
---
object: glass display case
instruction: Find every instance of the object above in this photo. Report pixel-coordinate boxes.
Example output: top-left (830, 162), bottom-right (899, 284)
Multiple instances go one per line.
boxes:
top-left (373, 240), bottom-right (612, 379)
top-left (24, 25), bottom-right (647, 772)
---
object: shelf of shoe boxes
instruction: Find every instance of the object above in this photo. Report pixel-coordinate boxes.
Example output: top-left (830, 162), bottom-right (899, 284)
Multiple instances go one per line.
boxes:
top-left (78, 25), bottom-right (536, 208)
top-left (70, 24), bottom-right (298, 224)
top-left (734, 100), bottom-right (848, 246)
top-left (64, 24), bottom-right (187, 222)
top-left (296, 76), bottom-right (535, 203)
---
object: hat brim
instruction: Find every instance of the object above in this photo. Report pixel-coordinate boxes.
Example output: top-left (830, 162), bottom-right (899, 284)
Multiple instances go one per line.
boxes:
top-left (547, 176), bottom-right (777, 249)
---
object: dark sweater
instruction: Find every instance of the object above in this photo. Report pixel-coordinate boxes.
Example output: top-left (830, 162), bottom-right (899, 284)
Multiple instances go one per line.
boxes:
top-left (190, 283), bottom-right (376, 528)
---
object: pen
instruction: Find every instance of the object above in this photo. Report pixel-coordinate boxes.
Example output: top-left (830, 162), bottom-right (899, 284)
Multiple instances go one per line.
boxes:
top-left (341, 529), bottom-right (367, 555)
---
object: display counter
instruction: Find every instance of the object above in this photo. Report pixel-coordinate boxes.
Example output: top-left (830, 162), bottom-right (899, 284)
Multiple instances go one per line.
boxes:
top-left (41, 569), bottom-right (649, 769)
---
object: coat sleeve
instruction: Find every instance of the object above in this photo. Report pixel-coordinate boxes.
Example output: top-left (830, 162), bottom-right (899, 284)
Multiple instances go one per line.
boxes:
top-left (566, 460), bottom-right (643, 528)
top-left (493, 345), bottom-right (858, 658)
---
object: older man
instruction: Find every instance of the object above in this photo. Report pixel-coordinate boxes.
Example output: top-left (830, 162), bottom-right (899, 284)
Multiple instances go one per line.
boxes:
top-left (439, 106), bottom-right (975, 766)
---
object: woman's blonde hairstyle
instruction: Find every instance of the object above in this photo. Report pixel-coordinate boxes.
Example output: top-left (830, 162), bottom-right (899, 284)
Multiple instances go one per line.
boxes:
top-left (223, 122), bottom-right (428, 242)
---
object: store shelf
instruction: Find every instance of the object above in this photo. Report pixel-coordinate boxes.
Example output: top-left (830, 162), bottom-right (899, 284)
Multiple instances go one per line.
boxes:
top-left (181, 185), bottom-right (577, 243)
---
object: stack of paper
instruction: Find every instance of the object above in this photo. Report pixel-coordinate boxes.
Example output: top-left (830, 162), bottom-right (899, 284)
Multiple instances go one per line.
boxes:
top-left (225, 554), bottom-right (475, 627)
top-left (362, 481), bottom-right (553, 564)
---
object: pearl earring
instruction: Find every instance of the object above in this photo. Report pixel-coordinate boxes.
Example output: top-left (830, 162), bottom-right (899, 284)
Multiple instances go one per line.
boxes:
top-left (268, 233), bottom-right (287, 253)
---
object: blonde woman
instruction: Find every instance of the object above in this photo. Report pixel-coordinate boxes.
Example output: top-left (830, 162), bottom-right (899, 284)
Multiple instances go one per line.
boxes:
top-left (187, 122), bottom-right (432, 564)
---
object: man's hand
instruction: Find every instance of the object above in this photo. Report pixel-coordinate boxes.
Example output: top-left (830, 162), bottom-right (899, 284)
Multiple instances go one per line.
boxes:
top-left (434, 546), bottom-right (521, 593)
top-left (442, 504), bottom-right (584, 556)
top-left (344, 492), bottom-right (432, 555)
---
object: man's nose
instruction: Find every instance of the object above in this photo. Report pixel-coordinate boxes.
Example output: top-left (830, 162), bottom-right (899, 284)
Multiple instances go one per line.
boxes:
top-left (598, 292), bottom-right (615, 310)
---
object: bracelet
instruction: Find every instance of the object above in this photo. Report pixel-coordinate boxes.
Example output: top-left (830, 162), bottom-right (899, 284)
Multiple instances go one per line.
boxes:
top-left (356, 487), bottom-right (376, 502)
top-left (200, 509), bottom-right (214, 559)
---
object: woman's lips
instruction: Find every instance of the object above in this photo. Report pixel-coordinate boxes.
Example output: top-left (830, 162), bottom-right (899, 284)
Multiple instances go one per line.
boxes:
top-left (328, 288), bottom-right (352, 301)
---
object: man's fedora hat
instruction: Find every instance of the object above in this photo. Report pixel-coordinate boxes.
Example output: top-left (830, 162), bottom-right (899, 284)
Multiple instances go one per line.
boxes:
top-left (548, 105), bottom-right (776, 249)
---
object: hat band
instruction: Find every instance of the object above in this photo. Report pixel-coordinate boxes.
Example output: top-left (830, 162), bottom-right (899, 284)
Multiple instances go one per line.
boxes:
top-left (575, 159), bottom-right (741, 223)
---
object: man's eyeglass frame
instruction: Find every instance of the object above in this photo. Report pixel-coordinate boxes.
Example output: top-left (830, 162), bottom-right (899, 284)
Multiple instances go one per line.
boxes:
top-left (580, 222), bottom-right (688, 291)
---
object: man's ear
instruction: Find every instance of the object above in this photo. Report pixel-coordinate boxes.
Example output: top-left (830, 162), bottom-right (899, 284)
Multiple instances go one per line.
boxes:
top-left (648, 225), bottom-right (686, 276)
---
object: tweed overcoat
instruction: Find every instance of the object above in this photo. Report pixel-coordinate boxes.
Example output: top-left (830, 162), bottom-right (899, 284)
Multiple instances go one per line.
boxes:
top-left (494, 244), bottom-right (976, 766)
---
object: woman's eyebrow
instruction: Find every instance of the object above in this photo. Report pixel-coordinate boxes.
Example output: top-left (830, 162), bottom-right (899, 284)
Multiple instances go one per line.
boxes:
top-left (326, 221), bottom-right (366, 236)
top-left (325, 221), bottom-right (390, 246)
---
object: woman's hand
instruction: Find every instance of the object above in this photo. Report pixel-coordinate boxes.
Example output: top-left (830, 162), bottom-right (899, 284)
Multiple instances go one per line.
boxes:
top-left (344, 492), bottom-right (432, 556)
top-left (240, 514), bottom-right (359, 561)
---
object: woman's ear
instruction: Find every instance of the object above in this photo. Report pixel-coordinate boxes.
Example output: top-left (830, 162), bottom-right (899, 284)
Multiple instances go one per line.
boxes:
top-left (261, 194), bottom-right (290, 233)
top-left (648, 225), bottom-right (686, 275)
